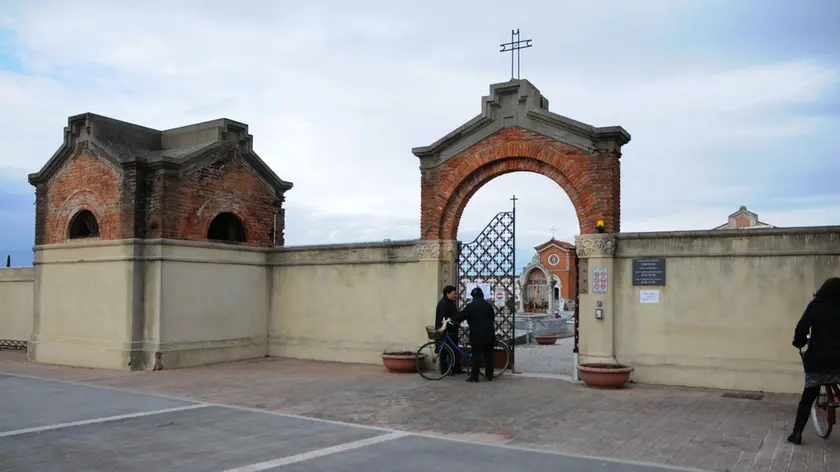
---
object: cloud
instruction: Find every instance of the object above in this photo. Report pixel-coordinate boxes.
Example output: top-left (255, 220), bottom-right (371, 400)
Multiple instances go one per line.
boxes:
top-left (0, 0), bottom-right (838, 268)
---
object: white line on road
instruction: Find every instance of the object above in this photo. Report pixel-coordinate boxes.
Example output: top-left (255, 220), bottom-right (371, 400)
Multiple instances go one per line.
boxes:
top-left (0, 372), bottom-right (707, 472)
top-left (218, 431), bottom-right (411, 472)
top-left (0, 403), bottom-right (210, 438)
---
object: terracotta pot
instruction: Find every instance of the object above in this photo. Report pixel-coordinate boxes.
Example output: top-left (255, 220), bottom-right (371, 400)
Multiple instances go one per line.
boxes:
top-left (381, 352), bottom-right (425, 373)
top-left (534, 335), bottom-right (558, 345)
top-left (462, 347), bottom-right (508, 369)
top-left (578, 363), bottom-right (633, 388)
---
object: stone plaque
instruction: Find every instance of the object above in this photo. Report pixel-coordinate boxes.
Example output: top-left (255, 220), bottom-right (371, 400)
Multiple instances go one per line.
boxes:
top-left (632, 258), bottom-right (666, 285)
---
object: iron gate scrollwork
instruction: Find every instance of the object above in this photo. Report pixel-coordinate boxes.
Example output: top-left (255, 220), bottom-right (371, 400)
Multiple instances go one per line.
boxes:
top-left (456, 205), bottom-right (516, 364)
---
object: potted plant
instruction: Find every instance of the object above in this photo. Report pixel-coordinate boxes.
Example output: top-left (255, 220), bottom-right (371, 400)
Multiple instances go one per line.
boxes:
top-left (381, 351), bottom-right (425, 373)
top-left (578, 362), bottom-right (633, 388)
top-left (534, 333), bottom-right (558, 345)
top-left (577, 362), bottom-right (634, 388)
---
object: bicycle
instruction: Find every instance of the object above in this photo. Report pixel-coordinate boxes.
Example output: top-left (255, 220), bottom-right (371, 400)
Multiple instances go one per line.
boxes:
top-left (416, 317), bottom-right (511, 381)
top-left (799, 346), bottom-right (840, 439)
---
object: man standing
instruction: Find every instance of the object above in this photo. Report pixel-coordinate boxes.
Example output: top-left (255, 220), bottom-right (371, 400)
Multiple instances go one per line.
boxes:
top-left (453, 286), bottom-right (496, 382)
top-left (435, 285), bottom-right (462, 375)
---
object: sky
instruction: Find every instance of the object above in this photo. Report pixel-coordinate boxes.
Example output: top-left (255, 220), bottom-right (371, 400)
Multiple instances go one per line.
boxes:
top-left (1, 0), bottom-right (838, 269)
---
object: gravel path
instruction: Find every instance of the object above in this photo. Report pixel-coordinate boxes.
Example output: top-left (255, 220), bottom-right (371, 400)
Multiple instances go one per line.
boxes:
top-left (514, 336), bottom-right (574, 376)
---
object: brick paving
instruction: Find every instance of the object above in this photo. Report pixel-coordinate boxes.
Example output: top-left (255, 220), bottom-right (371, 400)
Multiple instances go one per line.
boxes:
top-left (1, 350), bottom-right (838, 471)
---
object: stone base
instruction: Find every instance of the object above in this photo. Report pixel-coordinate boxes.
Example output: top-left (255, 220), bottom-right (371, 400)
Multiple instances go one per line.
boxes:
top-left (28, 336), bottom-right (133, 370)
top-left (28, 335), bottom-right (269, 371)
top-left (268, 336), bottom-right (420, 366)
top-left (155, 337), bottom-right (268, 370)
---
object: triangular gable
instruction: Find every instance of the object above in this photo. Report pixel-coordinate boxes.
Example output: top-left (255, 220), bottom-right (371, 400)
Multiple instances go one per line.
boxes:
top-left (411, 79), bottom-right (630, 170)
top-left (29, 113), bottom-right (293, 198)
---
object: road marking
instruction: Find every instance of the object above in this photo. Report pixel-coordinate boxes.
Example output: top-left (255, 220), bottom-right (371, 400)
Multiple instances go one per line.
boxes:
top-left (0, 371), bottom-right (707, 471)
top-left (218, 431), bottom-right (411, 471)
top-left (0, 404), bottom-right (209, 438)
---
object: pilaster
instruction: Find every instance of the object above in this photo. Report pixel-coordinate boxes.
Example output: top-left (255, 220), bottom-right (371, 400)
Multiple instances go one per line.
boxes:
top-left (575, 233), bottom-right (617, 364)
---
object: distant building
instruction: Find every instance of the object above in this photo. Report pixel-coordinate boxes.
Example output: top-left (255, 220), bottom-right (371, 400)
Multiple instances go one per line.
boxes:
top-left (518, 238), bottom-right (578, 314)
top-left (713, 206), bottom-right (776, 230)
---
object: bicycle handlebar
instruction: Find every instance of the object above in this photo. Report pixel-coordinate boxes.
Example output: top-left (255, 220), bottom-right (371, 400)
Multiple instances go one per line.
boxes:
top-left (439, 317), bottom-right (456, 331)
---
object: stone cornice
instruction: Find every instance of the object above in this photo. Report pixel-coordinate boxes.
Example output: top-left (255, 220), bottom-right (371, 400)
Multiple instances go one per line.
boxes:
top-left (28, 113), bottom-right (293, 197)
top-left (412, 79), bottom-right (630, 169)
top-left (574, 234), bottom-right (617, 259)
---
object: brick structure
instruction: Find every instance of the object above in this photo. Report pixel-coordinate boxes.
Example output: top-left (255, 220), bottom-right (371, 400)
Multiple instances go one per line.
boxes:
top-left (713, 205), bottom-right (775, 230)
top-left (28, 113), bottom-right (293, 247)
top-left (534, 238), bottom-right (577, 300)
top-left (518, 238), bottom-right (578, 313)
top-left (412, 80), bottom-right (630, 240)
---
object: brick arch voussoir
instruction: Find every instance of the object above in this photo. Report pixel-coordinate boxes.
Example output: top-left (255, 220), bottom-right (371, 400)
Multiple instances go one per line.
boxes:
top-left (179, 192), bottom-right (247, 241)
top-left (439, 157), bottom-right (589, 241)
top-left (51, 190), bottom-right (107, 244)
top-left (201, 207), bottom-right (250, 243)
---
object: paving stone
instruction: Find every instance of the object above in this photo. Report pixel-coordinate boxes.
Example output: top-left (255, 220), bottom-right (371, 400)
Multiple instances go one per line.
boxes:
top-left (1, 352), bottom-right (838, 471)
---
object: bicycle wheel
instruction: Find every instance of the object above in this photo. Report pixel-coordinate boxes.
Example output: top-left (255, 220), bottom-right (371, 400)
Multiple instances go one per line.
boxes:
top-left (416, 341), bottom-right (454, 380)
top-left (472, 340), bottom-right (511, 379)
top-left (810, 385), bottom-right (834, 439)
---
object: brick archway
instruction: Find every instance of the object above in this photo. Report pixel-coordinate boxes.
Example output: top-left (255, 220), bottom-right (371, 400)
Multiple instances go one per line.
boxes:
top-left (435, 131), bottom-right (605, 241)
top-left (413, 80), bottom-right (630, 241)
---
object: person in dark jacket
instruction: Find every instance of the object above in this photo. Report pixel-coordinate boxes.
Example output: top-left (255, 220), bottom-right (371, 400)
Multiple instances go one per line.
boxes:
top-left (453, 287), bottom-right (496, 382)
top-left (787, 277), bottom-right (840, 445)
top-left (435, 285), bottom-right (462, 375)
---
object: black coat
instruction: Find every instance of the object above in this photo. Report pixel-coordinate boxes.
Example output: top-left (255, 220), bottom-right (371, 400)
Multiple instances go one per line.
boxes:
top-left (435, 296), bottom-right (458, 341)
top-left (793, 299), bottom-right (840, 373)
top-left (453, 296), bottom-right (496, 346)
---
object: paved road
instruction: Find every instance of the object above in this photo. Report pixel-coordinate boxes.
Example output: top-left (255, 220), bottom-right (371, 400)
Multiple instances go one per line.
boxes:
top-left (0, 373), bottom-right (700, 472)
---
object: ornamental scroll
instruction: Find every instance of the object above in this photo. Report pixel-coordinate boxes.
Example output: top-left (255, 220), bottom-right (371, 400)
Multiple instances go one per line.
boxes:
top-left (574, 234), bottom-right (617, 259)
top-left (414, 240), bottom-right (458, 261)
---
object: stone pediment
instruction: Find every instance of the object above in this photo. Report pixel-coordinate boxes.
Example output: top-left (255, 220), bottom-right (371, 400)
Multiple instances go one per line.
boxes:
top-left (412, 79), bottom-right (631, 169)
top-left (28, 113), bottom-right (293, 198)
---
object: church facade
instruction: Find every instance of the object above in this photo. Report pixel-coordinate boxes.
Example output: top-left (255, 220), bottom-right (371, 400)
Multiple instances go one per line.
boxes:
top-left (713, 206), bottom-right (775, 230)
top-left (518, 238), bottom-right (578, 314)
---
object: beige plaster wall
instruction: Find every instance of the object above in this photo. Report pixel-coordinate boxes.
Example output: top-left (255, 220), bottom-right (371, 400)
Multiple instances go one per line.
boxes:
top-left (611, 227), bottom-right (840, 394)
top-left (0, 267), bottom-right (34, 344)
top-left (268, 240), bottom-right (456, 365)
top-left (30, 240), bottom-right (138, 369)
top-left (29, 239), bottom-right (272, 370)
top-left (148, 240), bottom-right (271, 369)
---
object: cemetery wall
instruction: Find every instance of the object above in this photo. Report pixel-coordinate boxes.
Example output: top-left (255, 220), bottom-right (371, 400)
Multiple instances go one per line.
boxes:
top-left (0, 267), bottom-right (34, 346)
top-left (27, 239), bottom-right (271, 370)
top-left (611, 226), bottom-right (840, 394)
top-left (268, 240), bottom-right (454, 365)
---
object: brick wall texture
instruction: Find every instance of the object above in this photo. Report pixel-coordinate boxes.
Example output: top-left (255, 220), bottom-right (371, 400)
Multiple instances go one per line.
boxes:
top-left (36, 144), bottom-right (285, 247)
top-left (420, 127), bottom-right (621, 240)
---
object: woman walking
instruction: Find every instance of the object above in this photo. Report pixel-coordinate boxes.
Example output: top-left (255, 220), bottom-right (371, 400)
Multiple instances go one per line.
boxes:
top-left (788, 277), bottom-right (840, 445)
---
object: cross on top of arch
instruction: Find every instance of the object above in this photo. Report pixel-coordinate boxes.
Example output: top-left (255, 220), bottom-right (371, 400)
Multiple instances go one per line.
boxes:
top-left (412, 79), bottom-right (631, 240)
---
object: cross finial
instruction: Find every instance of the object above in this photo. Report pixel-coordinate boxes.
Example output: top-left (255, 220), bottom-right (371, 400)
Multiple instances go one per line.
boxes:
top-left (550, 226), bottom-right (556, 239)
top-left (500, 29), bottom-right (533, 80)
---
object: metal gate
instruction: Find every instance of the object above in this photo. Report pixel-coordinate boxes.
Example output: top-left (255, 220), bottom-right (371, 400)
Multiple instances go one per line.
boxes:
top-left (456, 200), bottom-right (516, 364)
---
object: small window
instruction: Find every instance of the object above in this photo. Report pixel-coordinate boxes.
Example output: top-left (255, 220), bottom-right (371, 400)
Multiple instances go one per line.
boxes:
top-left (68, 210), bottom-right (100, 239)
top-left (207, 212), bottom-right (246, 243)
